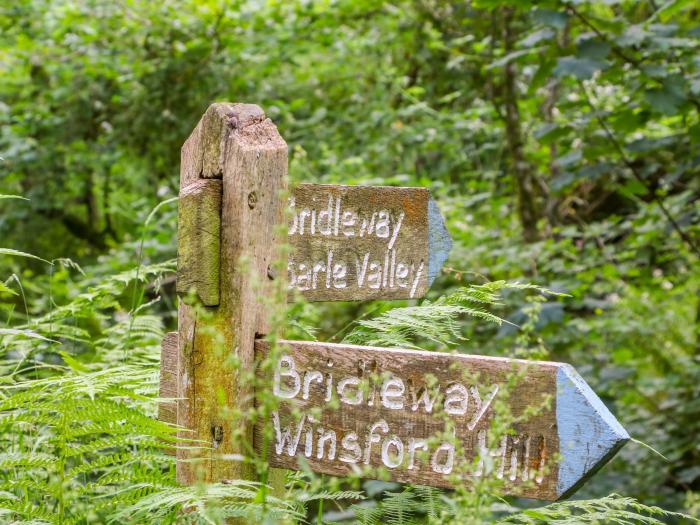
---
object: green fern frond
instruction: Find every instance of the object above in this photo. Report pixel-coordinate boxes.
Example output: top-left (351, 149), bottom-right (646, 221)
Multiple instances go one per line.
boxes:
top-left (106, 481), bottom-right (303, 524)
top-left (348, 504), bottom-right (383, 525)
top-left (0, 452), bottom-right (55, 469)
top-left (343, 282), bottom-right (562, 350)
top-left (0, 329), bottom-right (59, 344)
top-left (297, 490), bottom-right (365, 502)
top-left (381, 490), bottom-right (420, 525)
top-left (344, 304), bottom-right (467, 348)
top-left (0, 479), bottom-right (52, 494)
top-left (414, 485), bottom-right (443, 519)
top-left (64, 435), bottom-right (174, 458)
top-left (67, 451), bottom-right (166, 479)
top-left (498, 493), bottom-right (696, 524)
top-left (0, 500), bottom-right (57, 523)
top-left (0, 194), bottom-right (29, 201)
top-left (80, 466), bottom-right (173, 494)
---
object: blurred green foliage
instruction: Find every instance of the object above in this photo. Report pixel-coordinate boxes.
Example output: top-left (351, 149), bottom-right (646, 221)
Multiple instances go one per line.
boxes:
top-left (1, 0), bottom-right (699, 522)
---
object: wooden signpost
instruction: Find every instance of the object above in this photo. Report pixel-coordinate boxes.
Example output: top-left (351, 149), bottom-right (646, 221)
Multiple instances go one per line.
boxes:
top-left (255, 340), bottom-right (629, 501)
top-left (288, 184), bottom-right (451, 302)
top-left (163, 102), bottom-right (629, 503)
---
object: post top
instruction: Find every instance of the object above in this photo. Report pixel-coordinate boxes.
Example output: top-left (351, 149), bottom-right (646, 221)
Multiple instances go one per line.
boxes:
top-left (222, 103), bottom-right (265, 129)
top-left (180, 102), bottom-right (285, 186)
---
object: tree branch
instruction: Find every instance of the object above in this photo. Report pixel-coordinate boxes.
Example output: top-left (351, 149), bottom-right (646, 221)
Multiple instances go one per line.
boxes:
top-left (568, 4), bottom-right (700, 113)
top-left (578, 81), bottom-right (700, 258)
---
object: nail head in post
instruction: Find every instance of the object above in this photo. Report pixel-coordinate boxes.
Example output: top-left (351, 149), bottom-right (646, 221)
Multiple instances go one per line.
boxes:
top-left (212, 425), bottom-right (224, 447)
top-left (247, 191), bottom-right (257, 209)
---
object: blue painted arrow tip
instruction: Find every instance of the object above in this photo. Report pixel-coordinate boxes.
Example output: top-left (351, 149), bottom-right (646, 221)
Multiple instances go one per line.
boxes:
top-left (556, 365), bottom-right (629, 499)
top-left (427, 197), bottom-right (452, 286)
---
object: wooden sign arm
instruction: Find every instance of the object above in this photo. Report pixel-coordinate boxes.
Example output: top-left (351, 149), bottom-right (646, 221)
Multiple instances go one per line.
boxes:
top-left (255, 339), bottom-right (629, 501)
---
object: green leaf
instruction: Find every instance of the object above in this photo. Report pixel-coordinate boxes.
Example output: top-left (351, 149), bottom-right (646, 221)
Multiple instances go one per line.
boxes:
top-left (487, 49), bottom-right (536, 69)
top-left (610, 108), bottom-right (648, 134)
top-left (555, 149), bottom-right (583, 168)
top-left (553, 56), bottom-right (607, 80)
top-left (520, 28), bottom-right (555, 48)
top-left (0, 282), bottom-right (17, 295)
top-left (649, 32), bottom-right (697, 49)
top-left (551, 172), bottom-right (576, 192)
top-left (577, 162), bottom-right (613, 181)
top-left (577, 39), bottom-right (611, 60)
top-left (531, 8), bottom-right (569, 29)
top-left (644, 76), bottom-right (687, 115)
top-left (641, 64), bottom-right (669, 79)
top-left (0, 328), bottom-right (59, 343)
top-left (0, 195), bottom-right (29, 201)
top-left (620, 179), bottom-right (648, 198)
top-left (626, 135), bottom-right (678, 153)
top-left (690, 78), bottom-right (700, 96)
top-left (527, 58), bottom-right (555, 94)
top-left (0, 248), bottom-right (51, 264)
top-left (650, 0), bottom-right (696, 22)
top-left (534, 122), bottom-right (571, 144)
top-left (59, 351), bottom-right (90, 372)
top-left (617, 25), bottom-right (647, 46)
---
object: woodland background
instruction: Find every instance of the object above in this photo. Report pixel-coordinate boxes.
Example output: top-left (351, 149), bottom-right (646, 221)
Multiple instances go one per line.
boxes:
top-left (1, 0), bottom-right (699, 523)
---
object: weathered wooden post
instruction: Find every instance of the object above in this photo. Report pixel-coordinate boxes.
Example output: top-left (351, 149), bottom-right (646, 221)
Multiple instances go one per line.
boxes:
top-left (174, 103), bottom-right (287, 484)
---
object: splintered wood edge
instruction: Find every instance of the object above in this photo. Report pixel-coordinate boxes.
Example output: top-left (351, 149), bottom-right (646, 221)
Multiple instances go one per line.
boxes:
top-left (176, 179), bottom-right (222, 306)
top-left (181, 102), bottom-right (268, 186)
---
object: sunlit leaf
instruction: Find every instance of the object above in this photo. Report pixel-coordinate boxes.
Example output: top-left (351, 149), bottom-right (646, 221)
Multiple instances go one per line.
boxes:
top-left (0, 328), bottom-right (59, 343)
top-left (0, 195), bottom-right (29, 201)
top-left (553, 56), bottom-right (607, 80)
top-left (0, 249), bottom-right (51, 264)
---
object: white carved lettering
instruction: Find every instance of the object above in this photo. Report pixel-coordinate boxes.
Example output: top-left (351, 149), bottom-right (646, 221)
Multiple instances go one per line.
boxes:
top-left (468, 384), bottom-right (499, 430)
top-left (333, 262), bottom-right (347, 289)
top-left (431, 443), bottom-right (454, 475)
top-left (341, 210), bottom-right (356, 236)
top-left (337, 376), bottom-right (363, 405)
top-left (339, 432), bottom-right (362, 463)
top-left (410, 385), bottom-right (439, 413)
top-left (274, 355), bottom-right (300, 399)
top-left (317, 428), bottom-right (337, 460)
top-left (388, 212), bottom-right (404, 250)
top-left (302, 370), bottom-right (323, 400)
top-left (375, 210), bottom-right (390, 238)
top-left (318, 196), bottom-right (333, 235)
top-left (381, 377), bottom-right (405, 410)
top-left (444, 383), bottom-right (469, 415)
top-left (381, 435), bottom-right (404, 469)
top-left (367, 261), bottom-right (381, 289)
top-left (410, 261), bottom-right (424, 298)
top-left (408, 438), bottom-right (428, 470)
top-left (395, 263), bottom-right (409, 287)
top-left (272, 411), bottom-right (305, 456)
top-left (364, 420), bottom-right (388, 464)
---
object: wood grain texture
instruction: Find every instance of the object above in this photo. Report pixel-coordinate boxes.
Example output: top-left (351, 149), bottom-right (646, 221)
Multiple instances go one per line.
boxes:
top-left (288, 184), bottom-right (451, 302)
top-left (254, 340), bottom-right (628, 500)
top-left (159, 332), bottom-right (178, 456)
top-left (177, 103), bottom-right (288, 486)
top-left (176, 179), bottom-right (222, 306)
top-left (159, 332), bottom-right (179, 426)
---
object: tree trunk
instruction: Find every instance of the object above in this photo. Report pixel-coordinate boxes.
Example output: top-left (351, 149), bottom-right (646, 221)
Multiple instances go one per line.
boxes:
top-left (502, 6), bottom-right (542, 243)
